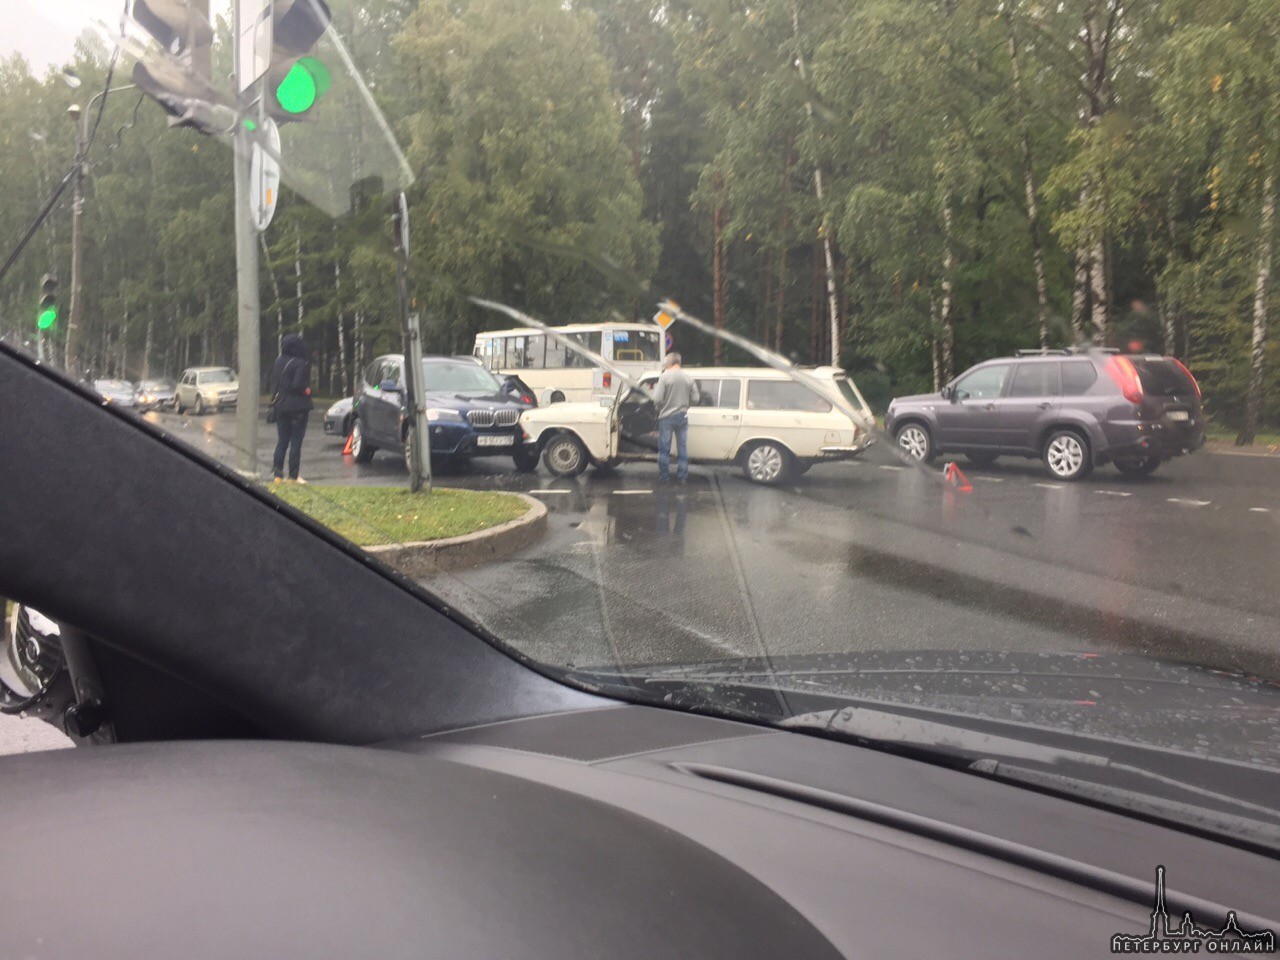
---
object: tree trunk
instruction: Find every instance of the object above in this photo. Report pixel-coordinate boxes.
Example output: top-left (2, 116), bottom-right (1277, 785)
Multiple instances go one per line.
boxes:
top-left (1004, 10), bottom-right (1051, 347)
top-left (294, 227), bottom-right (305, 333)
top-left (354, 309), bottom-right (364, 377)
top-left (334, 255), bottom-right (349, 396)
top-left (712, 176), bottom-right (726, 364)
top-left (930, 294), bottom-right (942, 391)
top-left (1238, 171), bottom-right (1275, 446)
top-left (790, 0), bottom-right (841, 365)
top-left (1071, 245), bottom-right (1090, 337)
top-left (143, 315), bottom-right (153, 380)
top-left (939, 194), bottom-right (956, 384)
top-left (259, 234), bottom-right (286, 354)
top-left (1089, 232), bottom-right (1109, 340)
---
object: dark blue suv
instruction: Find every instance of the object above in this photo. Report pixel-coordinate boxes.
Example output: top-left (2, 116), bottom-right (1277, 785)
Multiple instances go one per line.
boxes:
top-left (350, 355), bottom-right (538, 471)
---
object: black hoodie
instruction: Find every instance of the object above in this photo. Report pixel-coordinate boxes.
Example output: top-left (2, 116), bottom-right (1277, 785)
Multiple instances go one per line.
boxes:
top-left (271, 333), bottom-right (313, 414)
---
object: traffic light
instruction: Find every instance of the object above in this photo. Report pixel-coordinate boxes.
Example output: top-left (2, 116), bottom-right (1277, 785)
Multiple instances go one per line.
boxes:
top-left (37, 274), bottom-right (58, 331)
top-left (265, 0), bottom-right (333, 123)
top-left (130, 0), bottom-right (227, 135)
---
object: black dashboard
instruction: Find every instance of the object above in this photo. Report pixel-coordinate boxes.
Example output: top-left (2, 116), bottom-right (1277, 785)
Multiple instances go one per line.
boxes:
top-left (3, 703), bottom-right (1274, 959)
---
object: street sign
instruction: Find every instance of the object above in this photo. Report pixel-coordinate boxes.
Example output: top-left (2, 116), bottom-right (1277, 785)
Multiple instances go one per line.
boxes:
top-left (236, 0), bottom-right (273, 93)
top-left (664, 331), bottom-right (673, 353)
top-left (655, 310), bottom-right (675, 329)
top-left (249, 118), bottom-right (281, 231)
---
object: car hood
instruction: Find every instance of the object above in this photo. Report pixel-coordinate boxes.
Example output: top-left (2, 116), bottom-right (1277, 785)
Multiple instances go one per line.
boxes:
top-left (575, 650), bottom-right (1280, 769)
top-left (425, 392), bottom-right (529, 413)
top-left (890, 391), bottom-right (942, 407)
top-left (523, 401), bottom-right (610, 423)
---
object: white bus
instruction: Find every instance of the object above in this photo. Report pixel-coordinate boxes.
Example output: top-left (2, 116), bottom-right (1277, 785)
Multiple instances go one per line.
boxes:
top-left (473, 322), bottom-right (666, 404)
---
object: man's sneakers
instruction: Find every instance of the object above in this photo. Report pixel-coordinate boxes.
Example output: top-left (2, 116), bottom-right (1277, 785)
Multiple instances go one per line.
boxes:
top-left (293, 477), bottom-right (309, 485)
top-left (272, 476), bottom-right (285, 484)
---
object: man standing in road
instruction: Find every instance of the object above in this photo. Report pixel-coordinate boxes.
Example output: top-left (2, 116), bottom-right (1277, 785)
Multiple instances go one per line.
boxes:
top-left (652, 352), bottom-right (700, 485)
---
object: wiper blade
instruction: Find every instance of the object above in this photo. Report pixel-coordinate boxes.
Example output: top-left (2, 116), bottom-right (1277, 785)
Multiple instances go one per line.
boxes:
top-left (785, 706), bottom-right (1280, 855)
top-left (970, 759), bottom-right (1280, 856)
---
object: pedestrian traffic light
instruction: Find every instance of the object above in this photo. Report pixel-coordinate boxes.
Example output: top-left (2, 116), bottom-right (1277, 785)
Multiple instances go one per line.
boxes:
top-left (37, 274), bottom-right (58, 331)
top-left (130, 0), bottom-right (227, 135)
top-left (265, 0), bottom-right (333, 123)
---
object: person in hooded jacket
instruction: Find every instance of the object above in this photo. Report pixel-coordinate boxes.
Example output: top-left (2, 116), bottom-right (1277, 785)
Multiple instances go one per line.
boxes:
top-left (271, 333), bottom-right (314, 483)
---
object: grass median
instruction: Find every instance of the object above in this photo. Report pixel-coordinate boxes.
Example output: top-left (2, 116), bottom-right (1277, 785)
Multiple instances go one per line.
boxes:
top-left (271, 485), bottom-right (529, 546)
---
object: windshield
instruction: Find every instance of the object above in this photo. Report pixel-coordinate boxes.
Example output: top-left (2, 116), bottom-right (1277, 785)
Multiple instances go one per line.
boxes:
top-left (4, 0), bottom-right (1280, 852)
top-left (422, 360), bottom-right (503, 396)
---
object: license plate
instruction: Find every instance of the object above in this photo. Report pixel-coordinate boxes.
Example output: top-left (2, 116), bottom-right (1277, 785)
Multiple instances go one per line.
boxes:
top-left (1168, 410), bottom-right (1190, 422)
top-left (476, 435), bottom-right (513, 447)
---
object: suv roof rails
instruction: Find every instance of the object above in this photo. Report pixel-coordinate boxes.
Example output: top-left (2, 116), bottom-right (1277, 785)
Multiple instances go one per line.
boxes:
top-left (1014, 348), bottom-right (1071, 357)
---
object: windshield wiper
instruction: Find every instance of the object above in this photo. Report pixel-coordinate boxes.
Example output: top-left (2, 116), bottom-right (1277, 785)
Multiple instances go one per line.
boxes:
top-left (784, 706), bottom-right (1280, 855)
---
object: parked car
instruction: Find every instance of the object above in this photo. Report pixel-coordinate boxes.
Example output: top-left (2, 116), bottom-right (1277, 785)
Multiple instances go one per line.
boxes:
top-left (92, 379), bottom-right (138, 408)
top-left (885, 349), bottom-right (1205, 481)
top-left (323, 396), bottom-right (354, 440)
top-left (350, 355), bottom-right (538, 470)
top-left (518, 366), bottom-right (876, 484)
top-left (135, 378), bottom-right (176, 411)
top-left (173, 367), bottom-right (238, 415)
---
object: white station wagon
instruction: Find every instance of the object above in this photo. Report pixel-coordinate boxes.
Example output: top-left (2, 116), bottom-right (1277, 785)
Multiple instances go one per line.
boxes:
top-left (518, 366), bottom-right (876, 484)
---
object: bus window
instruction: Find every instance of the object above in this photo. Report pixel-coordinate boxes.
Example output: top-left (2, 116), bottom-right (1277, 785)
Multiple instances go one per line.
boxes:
top-left (564, 331), bottom-right (602, 368)
top-left (509, 335), bottom-right (544, 369)
top-left (611, 329), bottom-right (661, 363)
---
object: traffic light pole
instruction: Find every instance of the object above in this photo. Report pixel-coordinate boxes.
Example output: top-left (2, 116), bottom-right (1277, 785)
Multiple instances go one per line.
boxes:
top-left (232, 119), bottom-right (261, 478)
top-left (393, 192), bottom-right (431, 493)
top-left (64, 129), bottom-right (85, 375)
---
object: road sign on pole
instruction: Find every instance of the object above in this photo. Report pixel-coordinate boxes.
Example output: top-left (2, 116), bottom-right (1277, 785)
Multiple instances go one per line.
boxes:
top-left (249, 117), bottom-right (281, 231)
top-left (236, 0), bottom-right (273, 93)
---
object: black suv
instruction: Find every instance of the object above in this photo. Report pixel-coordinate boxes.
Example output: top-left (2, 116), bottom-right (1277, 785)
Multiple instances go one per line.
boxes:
top-left (884, 349), bottom-right (1205, 481)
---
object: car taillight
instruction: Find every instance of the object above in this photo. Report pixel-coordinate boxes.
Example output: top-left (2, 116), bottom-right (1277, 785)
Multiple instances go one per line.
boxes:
top-left (521, 394), bottom-right (533, 404)
top-left (602, 372), bottom-right (612, 389)
top-left (1170, 357), bottom-right (1201, 398)
top-left (1106, 355), bottom-right (1144, 404)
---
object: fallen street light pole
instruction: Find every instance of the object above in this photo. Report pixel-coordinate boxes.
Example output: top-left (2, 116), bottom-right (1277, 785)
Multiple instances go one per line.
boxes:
top-left (232, 0), bottom-right (261, 479)
top-left (393, 191), bottom-right (431, 493)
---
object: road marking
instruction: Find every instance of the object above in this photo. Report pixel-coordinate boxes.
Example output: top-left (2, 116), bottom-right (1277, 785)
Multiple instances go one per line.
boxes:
top-left (1167, 497), bottom-right (1212, 507)
top-left (975, 476), bottom-right (1004, 483)
top-left (878, 464), bottom-right (904, 472)
top-left (1249, 507), bottom-right (1271, 513)
top-left (530, 489), bottom-right (573, 495)
top-left (611, 489), bottom-right (653, 496)
top-left (1034, 482), bottom-right (1064, 490)
top-left (1094, 490), bottom-right (1132, 497)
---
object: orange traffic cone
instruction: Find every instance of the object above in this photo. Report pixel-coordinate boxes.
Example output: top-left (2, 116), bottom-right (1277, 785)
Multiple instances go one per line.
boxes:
top-left (943, 461), bottom-right (973, 493)
top-left (342, 432), bottom-right (355, 456)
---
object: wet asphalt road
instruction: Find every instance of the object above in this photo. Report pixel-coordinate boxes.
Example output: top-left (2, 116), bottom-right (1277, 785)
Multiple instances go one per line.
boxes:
top-left (146, 406), bottom-right (1280, 676)
top-left (3, 406), bottom-right (1277, 755)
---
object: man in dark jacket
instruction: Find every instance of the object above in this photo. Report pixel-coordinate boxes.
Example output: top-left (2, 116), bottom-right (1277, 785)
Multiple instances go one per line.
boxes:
top-left (271, 333), bottom-right (314, 482)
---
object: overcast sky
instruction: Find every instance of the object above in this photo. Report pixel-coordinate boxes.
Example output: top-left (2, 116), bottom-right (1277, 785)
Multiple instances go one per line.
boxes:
top-left (1, 0), bottom-right (233, 72)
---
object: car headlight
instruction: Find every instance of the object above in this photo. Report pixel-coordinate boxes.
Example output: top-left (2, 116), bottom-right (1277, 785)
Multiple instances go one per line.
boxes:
top-left (427, 408), bottom-right (463, 422)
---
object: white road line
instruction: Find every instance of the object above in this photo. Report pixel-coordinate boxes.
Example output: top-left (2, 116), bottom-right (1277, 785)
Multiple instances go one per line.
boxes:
top-left (1033, 482), bottom-right (1064, 490)
top-left (1249, 507), bottom-right (1272, 513)
top-left (1094, 490), bottom-right (1132, 497)
top-left (974, 476), bottom-right (1004, 483)
top-left (611, 489), bottom-right (653, 496)
top-left (530, 489), bottom-right (572, 495)
top-left (1166, 497), bottom-right (1212, 507)
top-left (878, 465), bottom-right (904, 472)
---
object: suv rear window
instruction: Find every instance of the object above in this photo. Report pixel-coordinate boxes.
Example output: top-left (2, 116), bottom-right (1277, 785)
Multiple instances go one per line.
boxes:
top-left (1129, 358), bottom-right (1197, 396)
top-left (1059, 360), bottom-right (1098, 396)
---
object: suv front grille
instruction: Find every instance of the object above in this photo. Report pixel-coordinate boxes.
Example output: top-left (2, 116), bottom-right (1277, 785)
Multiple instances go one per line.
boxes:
top-left (467, 408), bottom-right (520, 428)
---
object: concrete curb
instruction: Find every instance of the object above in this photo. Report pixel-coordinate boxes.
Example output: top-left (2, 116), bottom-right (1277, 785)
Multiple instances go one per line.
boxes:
top-left (364, 493), bottom-right (547, 578)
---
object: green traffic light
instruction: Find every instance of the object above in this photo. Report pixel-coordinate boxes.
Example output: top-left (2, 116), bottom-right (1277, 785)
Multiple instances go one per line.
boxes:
top-left (37, 305), bottom-right (57, 330)
top-left (275, 57), bottom-right (331, 114)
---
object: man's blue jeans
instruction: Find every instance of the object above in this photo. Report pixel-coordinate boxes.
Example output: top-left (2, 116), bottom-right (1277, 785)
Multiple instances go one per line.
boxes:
top-left (657, 412), bottom-right (689, 481)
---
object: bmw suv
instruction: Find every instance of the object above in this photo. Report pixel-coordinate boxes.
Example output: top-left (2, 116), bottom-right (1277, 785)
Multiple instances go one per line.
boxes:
top-left (350, 355), bottom-right (538, 471)
top-left (885, 349), bottom-right (1205, 481)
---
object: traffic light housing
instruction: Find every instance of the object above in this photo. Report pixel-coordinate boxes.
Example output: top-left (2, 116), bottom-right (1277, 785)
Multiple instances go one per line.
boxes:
top-left (130, 0), bottom-right (227, 135)
top-left (37, 274), bottom-right (58, 331)
top-left (265, 0), bottom-right (333, 123)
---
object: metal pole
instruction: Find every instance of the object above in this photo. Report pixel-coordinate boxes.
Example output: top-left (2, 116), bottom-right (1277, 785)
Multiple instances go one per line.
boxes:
top-left (393, 192), bottom-right (430, 492)
top-left (65, 131), bottom-right (84, 375)
top-left (232, 121), bottom-right (261, 477)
